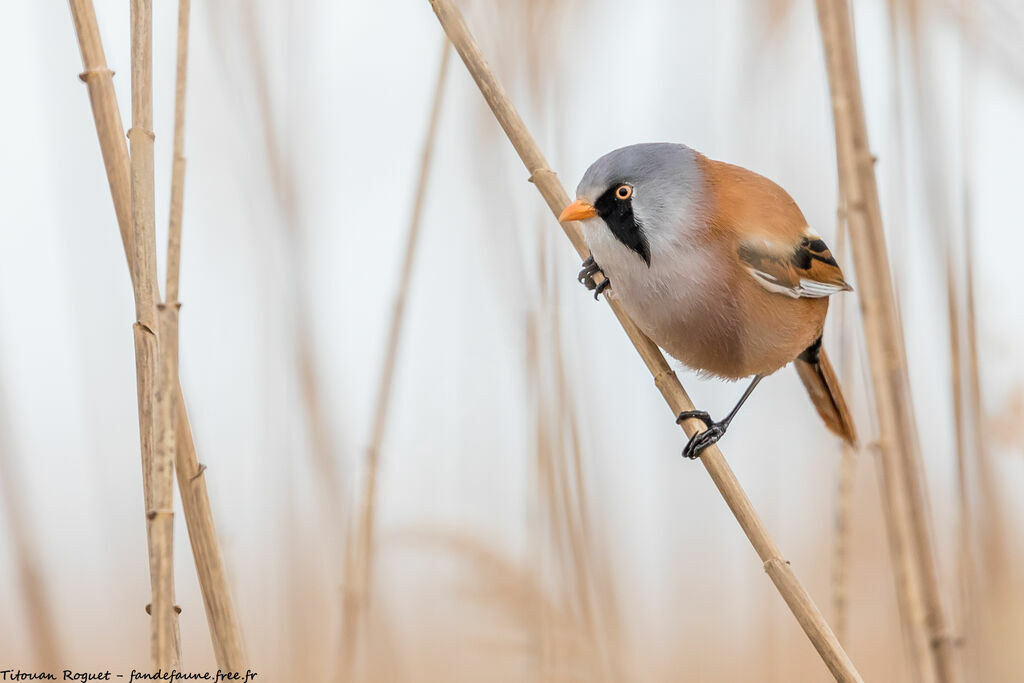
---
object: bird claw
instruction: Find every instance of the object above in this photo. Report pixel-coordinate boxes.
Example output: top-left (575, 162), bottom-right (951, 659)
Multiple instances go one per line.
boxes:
top-left (677, 410), bottom-right (727, 459)
top-left (578, 256), bottom-right (599, 288)
top-left (578, 255), bottom-right (611, 299)
top-left (676, 410), bottom-right (713, 428)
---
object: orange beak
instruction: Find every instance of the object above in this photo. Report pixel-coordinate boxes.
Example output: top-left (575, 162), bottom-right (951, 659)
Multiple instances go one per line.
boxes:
top-left (558, 199), bottom-right (597, 222)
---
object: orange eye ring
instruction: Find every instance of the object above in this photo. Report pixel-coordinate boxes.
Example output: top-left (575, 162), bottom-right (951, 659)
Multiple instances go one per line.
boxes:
top-left (615, 184), bottom-right (633, 200)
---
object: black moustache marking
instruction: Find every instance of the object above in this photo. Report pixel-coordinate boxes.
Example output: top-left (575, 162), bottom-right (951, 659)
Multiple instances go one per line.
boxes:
top-left (593, 185), bottom-right (650, 266)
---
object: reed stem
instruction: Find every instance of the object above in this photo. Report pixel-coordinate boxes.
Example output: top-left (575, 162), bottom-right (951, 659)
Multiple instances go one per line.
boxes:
top-left (815, 1), bottom-right (958, 681)
top-left (67, 0), bottom-right (134, 274)
top-left (165, 0), bottom-right (191, 303)
top-left (162, 0), bottom-right (248, 669)
top-left (174, 379), bottom-right (249, 670)
top-left (68, 0), bottom-right (245, 669)
top-left (426, 1), bottom-right (863, 680)
top-left (128, 0), bottom-right (179, 668)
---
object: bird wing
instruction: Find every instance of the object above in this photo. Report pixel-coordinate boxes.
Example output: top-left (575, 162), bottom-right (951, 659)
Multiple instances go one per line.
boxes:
top-left (698, 156), bottom-right (853, 299)
top-left (737, 232), bottom-right (853, 299)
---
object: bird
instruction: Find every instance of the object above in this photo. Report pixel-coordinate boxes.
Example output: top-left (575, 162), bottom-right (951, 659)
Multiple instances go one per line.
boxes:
top-left (558, 143), bottom-right (857, 458)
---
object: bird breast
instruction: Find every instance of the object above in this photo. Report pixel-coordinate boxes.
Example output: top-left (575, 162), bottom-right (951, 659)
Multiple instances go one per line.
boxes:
top-left (581, 216), bottom-right (819, 379)
top-left (581, 217), bottom-right (729, 348)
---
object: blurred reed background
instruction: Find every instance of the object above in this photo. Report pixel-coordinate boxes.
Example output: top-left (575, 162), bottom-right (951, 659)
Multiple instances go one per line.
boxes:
top-left (1, 0), bottom-right (1023, 681)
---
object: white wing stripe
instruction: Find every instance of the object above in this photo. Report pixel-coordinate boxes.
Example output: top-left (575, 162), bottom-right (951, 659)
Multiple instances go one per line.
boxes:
top-left (746, 268), bottom-right (800, 298)
top-left (796, 278), bottom-right (845, 297)
top-left (746, 268), bottom-right (844, 299)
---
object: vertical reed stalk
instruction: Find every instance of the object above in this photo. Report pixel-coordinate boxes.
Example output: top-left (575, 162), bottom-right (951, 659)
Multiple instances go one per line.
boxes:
top-left (128, 0), bottom-right (179, 668)
top-left (815, 1), bottom-right (957, 681)
top-left (959, 38), bottom-right (1008, 675)
top-left (903, 16), bottom-right (975, 669)
top-left (165, 0), bottom-right (190, 304)
top-left (340, 40), bottom-right (451, 681)
top-left (153, 303), bottom-right (182, 667)
top-left (832, 429), bottom-right (856, 647)
top-left (529, 232), bottom-right (601, 679)
top-left (877, 8), bottom-right (935, 675)
top-left (541, 226), bottom-right (614, 679)
top-left (427, 1), bottom-right (863, 679)
top-left (829, 202), bottom-right (855, 646)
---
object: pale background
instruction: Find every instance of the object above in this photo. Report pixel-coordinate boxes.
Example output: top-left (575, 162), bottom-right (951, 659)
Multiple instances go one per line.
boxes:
top-left (1, 1), bottom-right (1022, 681)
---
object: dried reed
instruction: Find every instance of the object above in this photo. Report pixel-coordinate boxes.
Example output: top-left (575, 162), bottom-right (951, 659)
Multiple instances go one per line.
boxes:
top-left (68, 0), bottom-right (245, 669)
top-left (829, 199), bottom-right (856, 646)
top-left (959, 23), bottom-right (1013, 674)
top-left (173, 385), bottom-right (248, 670)
top-left (163, 0), bottom-right (247, 670)
top-left (67, 0), bottom-right (133, 273)
top-left (815, 1), bottom-right (957, 681)
top-left (340, 39), bottom-right (452, 682)
top-left (165, 0), bottom-right (190, 304)
top-left (531, 224), bottom-right (616, 680)
top-left (917, 3), bottom-right (978, 673)
top-left (128, 0), bottom-right (180, 668)
top-left (426, 1), bottom-right (863, 680)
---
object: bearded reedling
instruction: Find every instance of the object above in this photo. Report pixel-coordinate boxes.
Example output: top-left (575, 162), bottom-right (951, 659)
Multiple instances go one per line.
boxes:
top-left (561, 143), bottom-right (856, 458)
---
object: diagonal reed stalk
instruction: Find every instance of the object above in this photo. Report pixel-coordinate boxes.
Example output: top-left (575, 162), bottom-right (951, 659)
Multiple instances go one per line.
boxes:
top-left (68, 0), bottom-right (246, 670)
top-left (173, 384), bottom-right (248, 670)
top-left (163, 0), bottom-right (248, 670)
top-left (67, 1), bottom-right (133, 274)
top-left (815, 1), bottom-right (958, 682)
top-left (426, 1), bottom-right (863, 680)
top-left (340, 39), bottom-right (452, 682)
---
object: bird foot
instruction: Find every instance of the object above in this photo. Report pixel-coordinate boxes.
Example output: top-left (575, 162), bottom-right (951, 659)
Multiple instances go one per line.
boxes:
top-left (676, 410), bottom-right (728, 459)
top-left (578, 256), bottom-right (611, 300)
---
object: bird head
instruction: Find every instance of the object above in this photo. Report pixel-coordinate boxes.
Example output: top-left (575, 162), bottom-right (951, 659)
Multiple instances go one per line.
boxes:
top-left (559, 143), bottom-right (705, 266)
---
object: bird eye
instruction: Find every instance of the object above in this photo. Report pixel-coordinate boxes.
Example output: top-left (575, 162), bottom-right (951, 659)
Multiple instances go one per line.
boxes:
top-left (615, 184), bottom-right (633, 200)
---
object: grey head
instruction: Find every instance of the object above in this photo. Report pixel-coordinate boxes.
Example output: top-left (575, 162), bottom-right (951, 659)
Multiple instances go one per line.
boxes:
top-left (574, 143), bottom-right (705, 266)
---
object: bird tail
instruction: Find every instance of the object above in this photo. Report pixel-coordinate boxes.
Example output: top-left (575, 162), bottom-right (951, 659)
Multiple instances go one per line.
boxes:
top-left (794, 340), bottom-right (858, 446)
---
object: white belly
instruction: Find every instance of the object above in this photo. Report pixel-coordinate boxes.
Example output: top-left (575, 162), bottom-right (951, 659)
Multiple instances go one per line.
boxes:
top-left (580, 217), bottom-right (716, 343)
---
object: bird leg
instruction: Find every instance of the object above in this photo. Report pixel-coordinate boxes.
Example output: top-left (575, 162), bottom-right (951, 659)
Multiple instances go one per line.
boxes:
top-left (676, 374), bottom-right (765, 459)
top-left (578, 255), bottom-right (611, 300)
